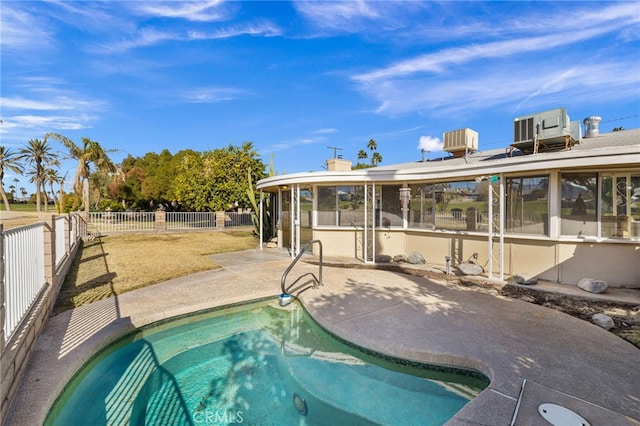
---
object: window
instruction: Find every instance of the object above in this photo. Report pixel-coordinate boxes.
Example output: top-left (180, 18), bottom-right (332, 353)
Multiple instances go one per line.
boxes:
top-left (560, 173), bottom-right (597, 237)
top-left (317, 186), bottom-right (336, 226)
top-left (407, 180), bottom-right (488, 232)
top-left (316, 185), bottom-right (365, 227)
top-left (601, 173), bottom-right (640, 238)
top-left (505, 175), bottom-right (549, 235)
top-left (377, 185), bottom-right (402, 227)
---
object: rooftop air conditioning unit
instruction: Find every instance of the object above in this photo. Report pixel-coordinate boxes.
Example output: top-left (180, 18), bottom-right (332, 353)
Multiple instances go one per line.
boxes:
top-left (443, 128), bottom-right (478, 156)
top-left (513, 107), bottom-right (577, 153)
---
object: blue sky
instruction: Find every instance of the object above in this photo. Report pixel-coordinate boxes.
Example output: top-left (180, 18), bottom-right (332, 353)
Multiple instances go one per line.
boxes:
top-left (2, 1), bottom-right (639, 194)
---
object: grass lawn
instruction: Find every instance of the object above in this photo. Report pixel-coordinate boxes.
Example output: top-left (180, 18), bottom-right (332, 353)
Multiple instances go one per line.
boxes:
top-left (53, 230), bottom-right (258, 315)
top-left (0, 203), bottom-right (40, 212)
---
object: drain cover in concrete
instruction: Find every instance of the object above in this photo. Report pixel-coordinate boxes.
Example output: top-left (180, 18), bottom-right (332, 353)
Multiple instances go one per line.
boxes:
top-left (538, 403), bottom-right (590, 426)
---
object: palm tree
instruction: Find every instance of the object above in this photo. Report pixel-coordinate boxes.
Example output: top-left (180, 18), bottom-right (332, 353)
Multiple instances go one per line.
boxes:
top-left (45, 133), bottom-right (115, 212)
top-left (44, 164), bottom-right (63, 213)
top-left (18, 139), bottom-right (57, 212)
top-left (371, 151), bottom-right (383, 166)
top-left (366, 139), bottom-right (382, 167)
top-left (1, 146), bottom-right (25, 211)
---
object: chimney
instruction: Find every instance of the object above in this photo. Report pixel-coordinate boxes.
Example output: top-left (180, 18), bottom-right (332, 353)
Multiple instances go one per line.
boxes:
top-left (583, 116), bottom-right (602, 138)
top-left (327, 158), bottom-right (352, 171)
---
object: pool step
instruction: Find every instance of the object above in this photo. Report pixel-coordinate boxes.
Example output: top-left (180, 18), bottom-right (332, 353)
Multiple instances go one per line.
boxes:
top-left (283, 355), bottom-right (470, 425)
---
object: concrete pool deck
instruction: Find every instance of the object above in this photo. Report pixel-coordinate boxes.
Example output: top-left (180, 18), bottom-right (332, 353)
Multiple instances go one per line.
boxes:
top-left (5, 249), bottom-right (640, 425)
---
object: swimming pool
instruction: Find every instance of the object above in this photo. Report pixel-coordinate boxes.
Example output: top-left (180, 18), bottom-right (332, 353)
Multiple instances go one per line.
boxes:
top-left (45, 299), bottom-right (488, 425)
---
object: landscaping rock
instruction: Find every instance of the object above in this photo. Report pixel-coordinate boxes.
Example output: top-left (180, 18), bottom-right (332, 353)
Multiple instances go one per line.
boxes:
top-left (265, 237), bottom-right (278, 248)
top-left (514, 275), bottom-right (538, 285)
top-left (375, 255), bottom-right (392, 263)
top-left (457, 262), bottom-right (483, 275)
top-left (393, 254), bottom-right (407, 263)
top-left (592, 313), bottom-right (614, 330)
top-left (406, 252), bottom-right (426, 265)
top-left (578, 278), bottom-right (609, 294)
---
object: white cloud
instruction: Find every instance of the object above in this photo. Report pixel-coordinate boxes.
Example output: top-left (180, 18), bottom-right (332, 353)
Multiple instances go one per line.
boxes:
top-left (182, 87), bottom-right (244, 103)
top-left (0, 77), bottom-right (109, 144)
top-left (313, 128), bottom-right (338, 135)
top-left (356, 49), bottom-right (639, 117)
top-left (354, 19), bottom-right (633, 84)
top-left (295, 0), bottom-right (379, 28)
top-left (8, 114), bottom-right (92, 130)
top-left (268, 135), bottom-right (328, 152)
top-left (294, 0), bottom-right (425, 34)
top-left (98, 28), bottom-right (180, 53)
top-left (127, 1), bottom-right (231, 22)
top-left (0, 96), bottom-right (104, 111)
top-left (418, 136), bottom-right (443, 153)
top-left (187, 21), bottom-right (282, 40)
top-left (0, 4), bottom-right (54, 52)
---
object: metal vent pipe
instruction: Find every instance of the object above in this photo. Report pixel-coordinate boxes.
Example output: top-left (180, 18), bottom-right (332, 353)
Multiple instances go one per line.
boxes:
top-left (583, 116), bottom-right (602, 138)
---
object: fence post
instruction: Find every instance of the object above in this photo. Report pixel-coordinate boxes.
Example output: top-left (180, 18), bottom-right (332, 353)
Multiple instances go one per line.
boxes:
top-left (43, 215), bottom-right (56, 285)
top-left (64, 215), bottom-right (71, 256)
top-left (155, 210), bottom-right (166, 232)
top-left (0, 224), bottom-right (5, 351)
top-left (216, 211), bottom-right (226, 230)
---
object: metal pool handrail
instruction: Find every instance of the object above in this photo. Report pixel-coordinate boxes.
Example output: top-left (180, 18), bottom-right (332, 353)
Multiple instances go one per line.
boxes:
top-left (280, 240), bottom-right (323, 296)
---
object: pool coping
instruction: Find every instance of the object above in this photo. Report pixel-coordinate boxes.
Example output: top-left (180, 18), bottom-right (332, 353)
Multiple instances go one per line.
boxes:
top-left (4, 249), bottom-right (640, 425)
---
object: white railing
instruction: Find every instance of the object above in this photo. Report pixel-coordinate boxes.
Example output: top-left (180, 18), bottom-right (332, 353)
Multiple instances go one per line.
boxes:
top-left (166, 212), bottom-right (216, 229)
top-left (89, 211), bottom-right (156, 233)
top-left (3, 223), bottom-right (46, 342)
top-left (224, 212), bottom-right (253, 227)
top-left (87, 211), bottom-right (253, 233)
top-left (55, 216), bottom-right (66, 268)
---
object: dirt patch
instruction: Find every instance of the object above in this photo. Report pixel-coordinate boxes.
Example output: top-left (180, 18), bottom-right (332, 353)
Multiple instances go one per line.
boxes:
top-left (500, 285), bottom-right (640, 349)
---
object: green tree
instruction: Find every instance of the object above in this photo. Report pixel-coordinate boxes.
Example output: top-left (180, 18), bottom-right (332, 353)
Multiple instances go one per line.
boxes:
top-left (367, 138), bottom-right (382, 166)
top-left (353, 138), bottom-right (383, 169)
top-left (18, 138), bottom-right (57, 212)
top-left (43, 165), bottom-right (64, 213)
top-left (0, 146), bottom-right (24, 211)
top-left (247, 153), bottom-right (275, 241)
top-left (46, 133), bottom-right (115, 212)
top-left (172, 142), bottom-right (266, 211)
top-left (371, 151), bottom-right (383, 166)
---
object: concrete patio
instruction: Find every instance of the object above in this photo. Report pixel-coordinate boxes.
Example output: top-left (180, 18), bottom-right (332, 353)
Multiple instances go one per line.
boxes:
top-left (5, 249), bottom-right (639, 425)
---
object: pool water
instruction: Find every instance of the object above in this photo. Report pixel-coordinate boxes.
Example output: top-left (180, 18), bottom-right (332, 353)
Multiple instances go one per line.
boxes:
top-left (46, 299), bottom-right (488, 425)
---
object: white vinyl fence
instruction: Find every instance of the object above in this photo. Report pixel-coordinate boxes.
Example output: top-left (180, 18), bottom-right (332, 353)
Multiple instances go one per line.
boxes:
top-left (1, 214), bottom-right (85, 423)
top-left (2, 223), bottom-right (46, 343)
top-left (88, 211), bottom-right (156, 233)
top-left (166, 212), bottom-right (216, 230)
top-left (88, 211), bottom-right (253, 233)
top-left (55, 216), bottom-right (66, 268)
top-left (2, 214), bottom-right (85, 343)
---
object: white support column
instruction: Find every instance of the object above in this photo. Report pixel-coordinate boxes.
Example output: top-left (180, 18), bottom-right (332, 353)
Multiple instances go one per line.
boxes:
top-left (548, 171), bottom-right (560, 238)
top-left (399, 185), bottom-right (410, 230)
top-left (290, 186), bottom-right (295, 258)
top-left (364, 182), bottom-right (368, 262)
top-left (295, 184), bottom-right (300, 256)
top-left (499, 175), bottom-right (505, 280)
top-left (371, 183), bottom-right (376, 263)
top-left (259, 189), bottom-right (263, 250)
top-left (277, 188), bottom-right (283, 250)
top-left (488, 182), bottom-right (493, 278)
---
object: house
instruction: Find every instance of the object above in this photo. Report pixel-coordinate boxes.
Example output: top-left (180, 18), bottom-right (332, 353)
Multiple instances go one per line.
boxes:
top-left (256, 109), bottom-right (640, 287)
